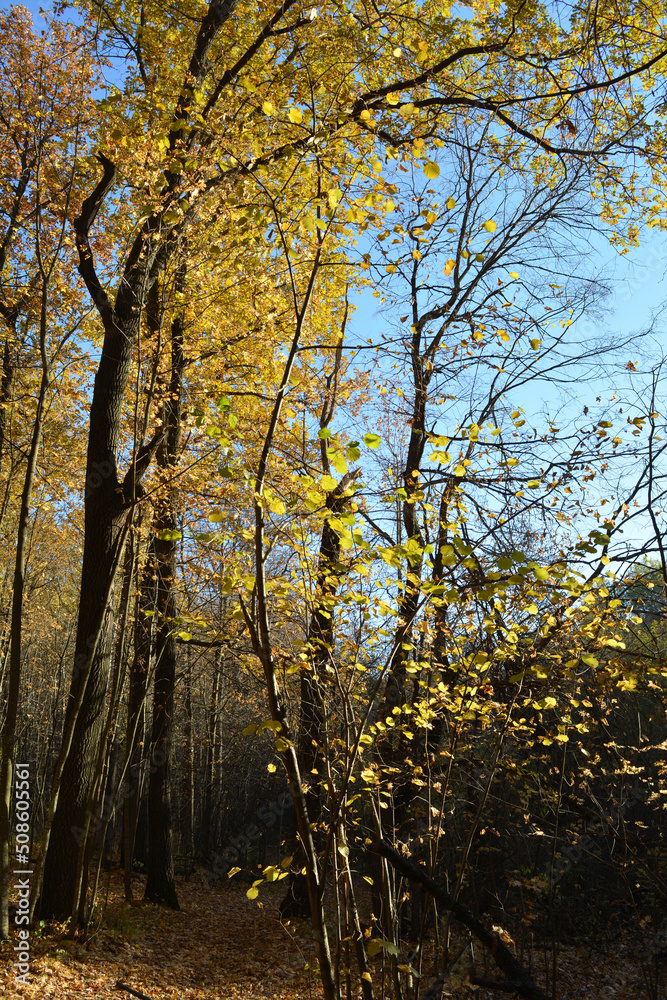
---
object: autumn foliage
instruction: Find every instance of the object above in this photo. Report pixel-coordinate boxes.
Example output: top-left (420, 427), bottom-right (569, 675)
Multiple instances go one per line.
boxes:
top-left (0, 2), bottom-right (666, 999)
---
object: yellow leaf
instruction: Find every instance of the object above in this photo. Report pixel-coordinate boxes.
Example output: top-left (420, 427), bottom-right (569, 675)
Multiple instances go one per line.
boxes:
top-left (530, 339), bottom-right (541, 350)
top-left (454, 464), bottom-right (465, 477)
top-left (288, 106), bottom-right (303, 124)
top-left (262, 101), bottom-right (275, 115)
top-left (444, 258), bottom-right (456, 276)
top-left (267, 763), bottom-right (277, 772)
top-left (327, 187), bottom-right (343, 208)
top-left (446, 196), bottom-right (455, 209)
top-left (508, 271), bottom-right (519, 279)
top-left (321, 475), bottom-right (338, 491)
top-left (423, 161), bottom-right (440, 179)
top-left (484, 219), bottom-right (497, 232)
top-left (362, 973), bottom-right (373, 983)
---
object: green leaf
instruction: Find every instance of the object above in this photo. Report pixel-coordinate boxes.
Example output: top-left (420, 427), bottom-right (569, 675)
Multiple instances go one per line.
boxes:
top-left (368, 938), bottom-right (399, 958)
top-left (363, 432), bottom-right (381, 449)
top-left (157, 528), bottom-right (182, 541)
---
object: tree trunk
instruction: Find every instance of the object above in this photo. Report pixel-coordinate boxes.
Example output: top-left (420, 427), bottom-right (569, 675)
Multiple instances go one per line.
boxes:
top-left (180, 648), bottom-right (194, 857)
top-left (144, 270), bottom-right (185, 909)
top-left (38, 157), bottom-right (162, 920)
top-left (124, 541), bottom-right (155, 902)
top-left (201, 652), bottom-right (221, 863)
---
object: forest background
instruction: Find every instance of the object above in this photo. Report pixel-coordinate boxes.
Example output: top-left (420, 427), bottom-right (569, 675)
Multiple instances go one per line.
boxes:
top-left (0, 1), bottom-right (666, 999)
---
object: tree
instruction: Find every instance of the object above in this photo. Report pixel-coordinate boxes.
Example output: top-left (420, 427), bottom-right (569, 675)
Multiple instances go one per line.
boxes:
top-left (0, 6), bottom-right (98, 939)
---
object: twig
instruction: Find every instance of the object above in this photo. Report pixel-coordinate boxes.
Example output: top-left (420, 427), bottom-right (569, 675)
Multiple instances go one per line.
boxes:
top-left (115, 982), bottom-right (154, 1000)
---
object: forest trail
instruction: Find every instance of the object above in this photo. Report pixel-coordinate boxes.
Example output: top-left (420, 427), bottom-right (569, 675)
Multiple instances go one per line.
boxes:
top-left (0, 869), bottom-right (648, 999)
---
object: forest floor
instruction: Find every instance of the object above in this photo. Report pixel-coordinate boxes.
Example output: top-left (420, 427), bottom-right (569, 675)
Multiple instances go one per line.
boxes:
top-left (0, 867), bottom-right (656, 999)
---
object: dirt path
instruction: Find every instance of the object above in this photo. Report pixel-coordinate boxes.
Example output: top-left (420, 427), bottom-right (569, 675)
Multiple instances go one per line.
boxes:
top-left (0, 870), bottom-right (653, 999)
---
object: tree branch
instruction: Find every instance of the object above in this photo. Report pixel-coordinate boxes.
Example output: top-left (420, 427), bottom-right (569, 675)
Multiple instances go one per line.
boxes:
top-left (377, 839), bottom-right (547, 1000)
top-left (73, 153), bottom-right (116, 326)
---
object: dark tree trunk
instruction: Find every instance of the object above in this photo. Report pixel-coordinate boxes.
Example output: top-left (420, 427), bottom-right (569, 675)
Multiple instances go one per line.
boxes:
top-left (0, 335), bottom-right (13, 471)
top-left (180, 649), bottom-right (194, 857)
top-left (124, 541), bottom-right (155, 901)
top-left (38, 157), bottom-right (163, 921)
top-left (144, 270), bottom-right (185, 910)
top-left (201, 652), bottom-right (221, 863)
top-left (38, 0), bottom-right (235, 914)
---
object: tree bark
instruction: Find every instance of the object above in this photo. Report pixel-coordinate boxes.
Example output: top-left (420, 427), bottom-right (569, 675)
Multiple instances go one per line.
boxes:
top-left (144, 269), bottom-right (185, 909)
top-left (124, 539), bottom-right (154, 902)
